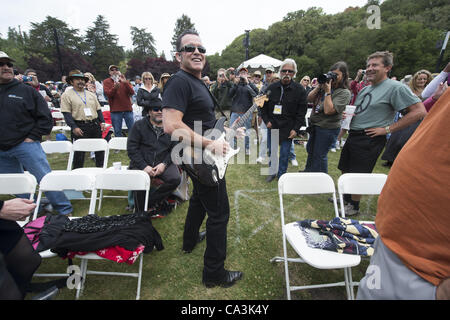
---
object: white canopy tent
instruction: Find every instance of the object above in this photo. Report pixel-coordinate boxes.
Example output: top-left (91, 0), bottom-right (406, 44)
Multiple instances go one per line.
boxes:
top-left (236, 54), bottom-right (283, 74)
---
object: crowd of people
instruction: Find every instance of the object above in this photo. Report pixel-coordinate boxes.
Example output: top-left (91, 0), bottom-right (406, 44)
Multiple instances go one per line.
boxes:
top-left (0, 34), bottom-right (449, 300)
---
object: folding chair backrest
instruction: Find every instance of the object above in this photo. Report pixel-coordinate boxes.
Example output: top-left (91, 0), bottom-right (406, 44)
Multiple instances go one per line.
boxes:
top-left (51, 111), bottom-right (64, 119)
top-left (95, 171), bottom-right (150, 191)
top-left (278, 172), bottom-right (336, 195)
top-left (41, 141), bottom-right (73, 170)
top-left (108, 137), bottom-right (128, 151)
top-left (278, 173), bottom-right (340, 224)
top-left (0, 173), bottom-right (37, 197)
top-left (337, 173), bottom-right (387, 195)
top-left (337, 173), bottom-right (387, 218)
top-left (33, 171), bottom-right (96, 219)
top-left (69, 138), bottom-right (109, 170)
top-left (94, 171), bottom-right (150, 211)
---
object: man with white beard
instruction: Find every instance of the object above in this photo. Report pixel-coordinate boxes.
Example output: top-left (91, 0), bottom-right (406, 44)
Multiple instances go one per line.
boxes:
top-left (260, 58), bottom-right (307, 182)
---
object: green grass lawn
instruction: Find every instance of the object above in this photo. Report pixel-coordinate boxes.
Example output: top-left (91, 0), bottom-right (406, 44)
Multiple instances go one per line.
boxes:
top-left (18, 134), bottom-right (390, 300)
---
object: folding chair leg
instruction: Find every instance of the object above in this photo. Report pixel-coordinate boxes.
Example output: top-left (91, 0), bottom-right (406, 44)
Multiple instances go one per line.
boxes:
top-left (76, 259), bottom-right (88, 300)
top-left (136, 254), bottom-right (143, 300)
top-left (98, 189), bottom-right (103, 210)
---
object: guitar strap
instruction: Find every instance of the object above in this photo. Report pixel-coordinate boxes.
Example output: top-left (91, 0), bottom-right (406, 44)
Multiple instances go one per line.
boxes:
top-left (203, 83), bottom-right (228, 120)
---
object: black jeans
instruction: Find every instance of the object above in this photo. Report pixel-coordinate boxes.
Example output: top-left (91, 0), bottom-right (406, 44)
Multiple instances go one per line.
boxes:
top-left (182, 175), bottom-right (230, 282)
top-left (133, 164), bottom-right (182, 211)
top-left (71, 121), bottom-right (104, 169)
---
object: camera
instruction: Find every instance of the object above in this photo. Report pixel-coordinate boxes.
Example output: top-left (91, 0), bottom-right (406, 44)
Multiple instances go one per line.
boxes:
top-left (361, 69), bottom-right (366, 76)
top-left (317, 71), bottom-right (338, 84)
top-left (22, 75), bottom-right (33, 82)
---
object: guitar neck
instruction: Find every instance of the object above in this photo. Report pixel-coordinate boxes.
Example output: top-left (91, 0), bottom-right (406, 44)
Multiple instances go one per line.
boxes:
top-left (231, 103), bottom-right (258, 131)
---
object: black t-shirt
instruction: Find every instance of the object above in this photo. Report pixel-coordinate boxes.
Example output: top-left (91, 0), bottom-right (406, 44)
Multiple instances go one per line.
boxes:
top-left (162, 70), bottom-right (216, 134)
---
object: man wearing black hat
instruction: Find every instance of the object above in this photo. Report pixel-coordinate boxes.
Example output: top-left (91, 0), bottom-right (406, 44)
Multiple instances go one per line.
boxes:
top-left (127, 104), bottom-right (181, 215)
top-left (60, 70), bottom-right (106, 169)
top-left (0, 51), bottom-right (72, 216)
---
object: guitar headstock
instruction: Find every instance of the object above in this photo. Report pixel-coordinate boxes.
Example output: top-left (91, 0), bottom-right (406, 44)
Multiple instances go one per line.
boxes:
top-left (254, 94), bottom-right (268, 108)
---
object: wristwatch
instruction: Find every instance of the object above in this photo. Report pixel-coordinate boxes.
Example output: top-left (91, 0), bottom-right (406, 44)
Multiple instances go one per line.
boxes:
top-left (385, 126), bottom-right (391, 134)
top-left (324, 93), bottom-right (331, 97)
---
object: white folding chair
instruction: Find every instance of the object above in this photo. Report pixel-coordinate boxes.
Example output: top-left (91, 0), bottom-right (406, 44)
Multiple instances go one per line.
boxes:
top-left (30, 171), bottom-right (97, 277)
top-left (74, 170), bottom-right (150, 300)
top-left (41, 140), bottom-right (73, 171)
top-left (271, 172), bottom-right (360, 300)
top-left (69, 138), bottom-right (109, 172)
top-left (0, 173), bottom-right (37, 224)
top-left (337, 173), bottom-right (388, 296)
top-left (337, 173), bottom-right (387, 220)
top-left (51, 111), bottom-right (71, 132)
top-left (294, 108), bottom-right (312, 145)
top-left (96, 137), bottom-right (129, 210)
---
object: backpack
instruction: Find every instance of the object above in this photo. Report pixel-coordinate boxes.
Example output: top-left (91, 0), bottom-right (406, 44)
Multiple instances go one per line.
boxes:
top-left (23, 214), bottom-right (70, 252)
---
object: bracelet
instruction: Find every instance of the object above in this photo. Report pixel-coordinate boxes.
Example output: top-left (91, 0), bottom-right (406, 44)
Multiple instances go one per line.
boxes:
top-left (324, 93), bottom-right (331, 97)
top-left (385, 126), bottom-right (391, 134)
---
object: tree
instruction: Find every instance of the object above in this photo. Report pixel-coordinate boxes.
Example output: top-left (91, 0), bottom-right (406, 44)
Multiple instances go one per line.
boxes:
top-left (130, 26), bottom-right (157, 60)
top-left (126, 57), bottom-right (179, 82)
top-left (84, 15), bottom-right (125, 79)
top-left (27, 16), bottom-right (83, 58)
top-left (171, 14), bottom-right (197, 52)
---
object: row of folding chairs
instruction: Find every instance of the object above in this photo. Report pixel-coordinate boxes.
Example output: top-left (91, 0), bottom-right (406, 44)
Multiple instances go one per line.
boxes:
top-left (0, 170), bottom-right (151, 300)
top-left (272, 172), bottom-right (387, 300)
top-left (42, 137), bottom-right (128, 171)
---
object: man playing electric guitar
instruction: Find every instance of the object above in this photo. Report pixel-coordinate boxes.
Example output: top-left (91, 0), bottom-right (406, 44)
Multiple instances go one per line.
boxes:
top-left (162, 30), bottom-right (243, 288)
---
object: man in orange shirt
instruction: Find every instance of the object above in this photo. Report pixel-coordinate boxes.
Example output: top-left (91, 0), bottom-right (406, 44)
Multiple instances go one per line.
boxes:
top-left (357, 88), bottom-right (450, 300)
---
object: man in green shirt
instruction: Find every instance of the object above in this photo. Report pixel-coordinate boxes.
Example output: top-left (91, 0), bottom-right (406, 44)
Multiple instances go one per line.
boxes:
top-left (338, 51), bottom-right (426, 216)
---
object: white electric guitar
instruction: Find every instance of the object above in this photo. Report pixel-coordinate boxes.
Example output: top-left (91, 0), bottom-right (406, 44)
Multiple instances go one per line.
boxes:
top-left (182, 94), bottom-right (268, 185)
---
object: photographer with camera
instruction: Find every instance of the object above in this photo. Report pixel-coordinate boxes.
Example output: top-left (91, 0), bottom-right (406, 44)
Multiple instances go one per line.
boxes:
top-left (228, 67), bottom-right (259, 154)
top-left (350, 69), bottom-right (370, 105)
top-left (302, 61), bottom-right (351, 174)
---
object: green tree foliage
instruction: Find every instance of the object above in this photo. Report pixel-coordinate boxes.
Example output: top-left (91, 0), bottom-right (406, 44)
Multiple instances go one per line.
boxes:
top-left (207, 0), bottom-right (449, 80)
top-left (171, 14), bottom-right (197, 52)
top-left (84, 15), bottom-right (125, 79)
top-left (129, 26), bottom-right (157, 60)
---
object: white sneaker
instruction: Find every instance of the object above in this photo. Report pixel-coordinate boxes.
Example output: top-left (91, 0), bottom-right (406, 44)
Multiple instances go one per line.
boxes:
top-left (330, 148), bottom-right (336, 153)
top-left (256, 157), bottom-right (263, 164)
top-left (341, 139), bottom-right (346, 147)
top-left (336, 140), bottom-right (340, 150)
top-left (291, 159), bottom-right (299, 166)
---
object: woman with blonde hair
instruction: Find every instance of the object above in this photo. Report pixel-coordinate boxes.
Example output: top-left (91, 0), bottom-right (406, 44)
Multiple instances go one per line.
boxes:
top-left (84, 72), bottom-right (107, 105)
top-left (158, 73), bottom-right (171, 93)
top-left (136, 71), bottom-right (162, 116)
top-left (409, 69), bottom-right (432, 99)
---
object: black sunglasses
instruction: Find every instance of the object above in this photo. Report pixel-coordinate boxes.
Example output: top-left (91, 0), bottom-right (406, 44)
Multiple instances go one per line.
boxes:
top-left (179, 45), bottom-right (206, 54)
top-left (280, 69), bottom-right (295, 74)
top-left (0, 61), bottom-right (13, 68)
top-left (152, 107), bottom-right (162, 112)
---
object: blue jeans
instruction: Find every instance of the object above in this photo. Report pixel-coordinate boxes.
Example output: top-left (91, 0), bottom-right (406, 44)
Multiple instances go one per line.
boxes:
top-left (267, 128), bottom-right (292, 177)
top-left (304, 126), bottom-right (340, 173)
top-left (230, 112), bottom-right (252, 151)
top-left (0, 141), bottom-right (73, 215)
top-left (267, 128), bottom-right (296, 160)
top-left (110, 111), bottom-right (135, 137)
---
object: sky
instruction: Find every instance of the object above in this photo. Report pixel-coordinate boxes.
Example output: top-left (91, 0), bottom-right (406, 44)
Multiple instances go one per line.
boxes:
top-left (1, 0), bottom-right (371, 58)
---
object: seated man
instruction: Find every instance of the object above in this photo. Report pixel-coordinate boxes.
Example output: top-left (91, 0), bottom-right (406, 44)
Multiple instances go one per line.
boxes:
top-left (127, 105), bottom-right (181, 214)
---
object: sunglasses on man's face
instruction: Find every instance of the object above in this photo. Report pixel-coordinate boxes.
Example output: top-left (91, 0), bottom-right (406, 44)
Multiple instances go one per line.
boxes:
top-left (280, 69), bottom-right (295, 74)
top-left (179, 45), bottom-right (206, 54)
top-left (152, 107), bottom-right (162, 112)
top-left (0, 61), bottom-right (13, 68)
